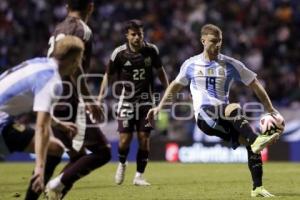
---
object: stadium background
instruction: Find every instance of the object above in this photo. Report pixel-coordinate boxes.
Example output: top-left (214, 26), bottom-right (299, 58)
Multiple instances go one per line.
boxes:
top-left (0, 0), bottom-right (299, 162)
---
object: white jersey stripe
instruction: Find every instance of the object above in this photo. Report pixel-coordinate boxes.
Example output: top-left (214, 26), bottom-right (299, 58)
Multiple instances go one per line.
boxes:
top-left (0, 57), bottom-right (62, 116)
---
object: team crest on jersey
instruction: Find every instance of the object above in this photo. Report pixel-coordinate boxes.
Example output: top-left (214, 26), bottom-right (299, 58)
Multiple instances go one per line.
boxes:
top-left (144, 57), bottom-right (152, 67)
top-left (217, 67), bottom-right (225, 76)
top-left (207, 68), bottom-right (214, 76)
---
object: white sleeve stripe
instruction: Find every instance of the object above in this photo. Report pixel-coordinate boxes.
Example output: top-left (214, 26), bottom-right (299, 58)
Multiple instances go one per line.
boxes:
top-left (79, 20), bottom-right (92, 41)
top-left (146, 42), bottom-right (159, 54)
top-left (110, 44), bottom-right (126, 61)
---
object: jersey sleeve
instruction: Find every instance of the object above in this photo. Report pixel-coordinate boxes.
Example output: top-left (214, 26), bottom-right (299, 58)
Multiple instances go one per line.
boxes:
top-left (150, 44), bottom-right (163, 69)
top-left (107, 48), bottom-right (121, 75)
top-left (231, 59), bottom-right (257, 86)
top-left (174, 60), bottom-right (190, 86)
top-left (33, 76), bottom-right (62, 113)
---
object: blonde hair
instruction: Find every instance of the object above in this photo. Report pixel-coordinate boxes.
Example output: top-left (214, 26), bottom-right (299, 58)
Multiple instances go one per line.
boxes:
top-left (201, 24), bottom-right (222, 37)
top-left (52, 36), bottom-right (84, 60)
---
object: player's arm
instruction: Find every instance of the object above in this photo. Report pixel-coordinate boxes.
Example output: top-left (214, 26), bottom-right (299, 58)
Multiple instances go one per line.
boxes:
top-left (147, 59), bottom-right (190, 123)
top-left (146, 81), bottom-right (184, 124)
top-left (97, 73), bottom-right (108, 103)
top-left (32, 111), bottom-right (51, 192)
top-left (98, 70), bottom-right (118, 102)
top-left (249, 78), bottom-right (275, 113)
top-left (51, 117), bottom-right (77, 137)
top-left (98, 52), bottom-right (119, 102)
top-left (157, 67), bottom-right (169, 88)
top-left (72, 65), bottom-right (92, 99)
top-left (151, 44), bottom-right (169, 88)
top-left (72, 66), bottom-right (104, 122)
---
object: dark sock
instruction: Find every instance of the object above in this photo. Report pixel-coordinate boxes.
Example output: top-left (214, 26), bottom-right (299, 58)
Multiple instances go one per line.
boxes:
top-left (61, 151), bottom-right (85, 173)
top-left (246, 146), bottom-right (263, 189)
top-left (136, 149), bottom-right (149, 173)
top-left (228, 109), bottom-right (257, 144)
top-left (60, 147), bottom-right (111, 197)
top-left (25, 155), bottom-right (61, 200)
top-left (118, 147), bottom-right (129, 164)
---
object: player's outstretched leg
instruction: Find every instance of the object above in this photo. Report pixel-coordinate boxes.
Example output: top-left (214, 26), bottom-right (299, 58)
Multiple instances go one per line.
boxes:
top-left (225, 103), bottom-right (279, 153)
top-left (246, 146), bottom-right (274, 197)
top-left (46, 145), bottom-right (111, 199)
top-left (251, 133), bottom-right (280, 154)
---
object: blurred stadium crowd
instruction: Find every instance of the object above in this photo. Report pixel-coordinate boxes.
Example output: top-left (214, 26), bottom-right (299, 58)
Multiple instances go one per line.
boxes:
top-left (0, 0), bottom-right (299, 108)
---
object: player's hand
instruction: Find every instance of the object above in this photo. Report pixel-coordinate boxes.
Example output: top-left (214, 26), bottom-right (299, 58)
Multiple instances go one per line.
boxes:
top-left (31, 167), bottom-right (44, 193)
top-left (146, 107), bottom-right (160, 127)
top-left (59, 121), bottom-right (78, 138)
top-left (86, 104), bottom-right (105, 123)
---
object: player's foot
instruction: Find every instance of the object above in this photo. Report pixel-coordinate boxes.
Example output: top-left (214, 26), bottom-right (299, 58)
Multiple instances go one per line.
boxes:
top-left (115, 162), bottom-right (127, 185)
top-left (251, 133), bottom-right (280, 154)
top-left (45, 184), bottom-right (62, 200)
top-left (133, 174), bottom-right (151, 186)
top-left (251, 186), bottom-right (274, 197)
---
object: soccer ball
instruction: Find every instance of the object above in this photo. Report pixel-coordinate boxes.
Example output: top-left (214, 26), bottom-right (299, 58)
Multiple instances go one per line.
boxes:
top-left (259, 112), bottom-right (285, 135)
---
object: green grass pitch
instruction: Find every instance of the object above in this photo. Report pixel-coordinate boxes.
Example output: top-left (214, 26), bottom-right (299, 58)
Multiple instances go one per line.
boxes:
top-left (0, 162), bottom-right (299, 199)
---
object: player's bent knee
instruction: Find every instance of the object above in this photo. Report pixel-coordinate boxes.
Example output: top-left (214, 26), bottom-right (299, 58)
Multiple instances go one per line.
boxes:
top-left (90, 145), bottom-right (111, 163)
top-left (94, 147), bottom-right (111, 166)
top-left (225, 103), bottom-right (241, 117)
top-left (102, 147), bottom-right (112, 163)
top-left (47, 137), bottom-right (65, 156)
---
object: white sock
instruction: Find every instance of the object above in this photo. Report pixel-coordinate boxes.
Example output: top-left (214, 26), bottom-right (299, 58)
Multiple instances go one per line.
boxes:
top-left (48, 174), bottom-right (65, 192)
top-left (135, 172), bottom-right (143, 178)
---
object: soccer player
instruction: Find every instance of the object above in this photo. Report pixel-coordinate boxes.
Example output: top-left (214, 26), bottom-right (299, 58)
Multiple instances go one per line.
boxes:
top-left (0, 36), bottom-right (83, 194)
top-left (25, 0), bottom-right (111, 199)
top-left (98, 19), bottom-right (169, 186)
top-left (147, 24), bottom-right (283, 197)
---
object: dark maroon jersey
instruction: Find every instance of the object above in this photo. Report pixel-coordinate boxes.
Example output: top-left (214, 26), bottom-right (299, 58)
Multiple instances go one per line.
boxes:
top-left (108, 42), bottom-right (162, 103)
top-left (48, 16), bottom-right (92, 72)
top-left (48, 16), bottom-right (93, 121)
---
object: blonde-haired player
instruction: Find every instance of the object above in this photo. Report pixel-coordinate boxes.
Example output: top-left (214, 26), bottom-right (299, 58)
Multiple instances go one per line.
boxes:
top-left (0, 36), bottom-right (84, 194)
top-left (147, 24), bottom-right (284, 197)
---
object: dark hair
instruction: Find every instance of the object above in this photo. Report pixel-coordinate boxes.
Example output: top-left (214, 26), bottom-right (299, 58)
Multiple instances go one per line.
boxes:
top-left (67, 0), bottom-right (93, 11)
top-left (123, 19), bottom-right (144, 33)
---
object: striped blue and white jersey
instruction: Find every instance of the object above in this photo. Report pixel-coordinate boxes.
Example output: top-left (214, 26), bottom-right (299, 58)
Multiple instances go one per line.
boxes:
top-left (174, 53), bottom-right (256, 118)
top-left (0, 57), bottom-right (63, 116)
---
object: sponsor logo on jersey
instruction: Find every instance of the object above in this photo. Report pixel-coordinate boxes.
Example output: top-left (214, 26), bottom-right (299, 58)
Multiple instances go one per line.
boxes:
top-left (197, 69), bottom-right (204, 76)
top-left (124, 60), bottom-right (132, 66)
top-left (145, 122), bottom-right (152, 128)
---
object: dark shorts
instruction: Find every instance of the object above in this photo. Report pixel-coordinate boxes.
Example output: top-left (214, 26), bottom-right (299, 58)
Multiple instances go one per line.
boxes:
top-left (196, 104), bottom-right (240, 149)
top-left (1, 121), bottom-right (34, 153)
top-left (117, 102), bottom-right (153, 133)
top-left (53, 113), bottom-right (109, 151)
